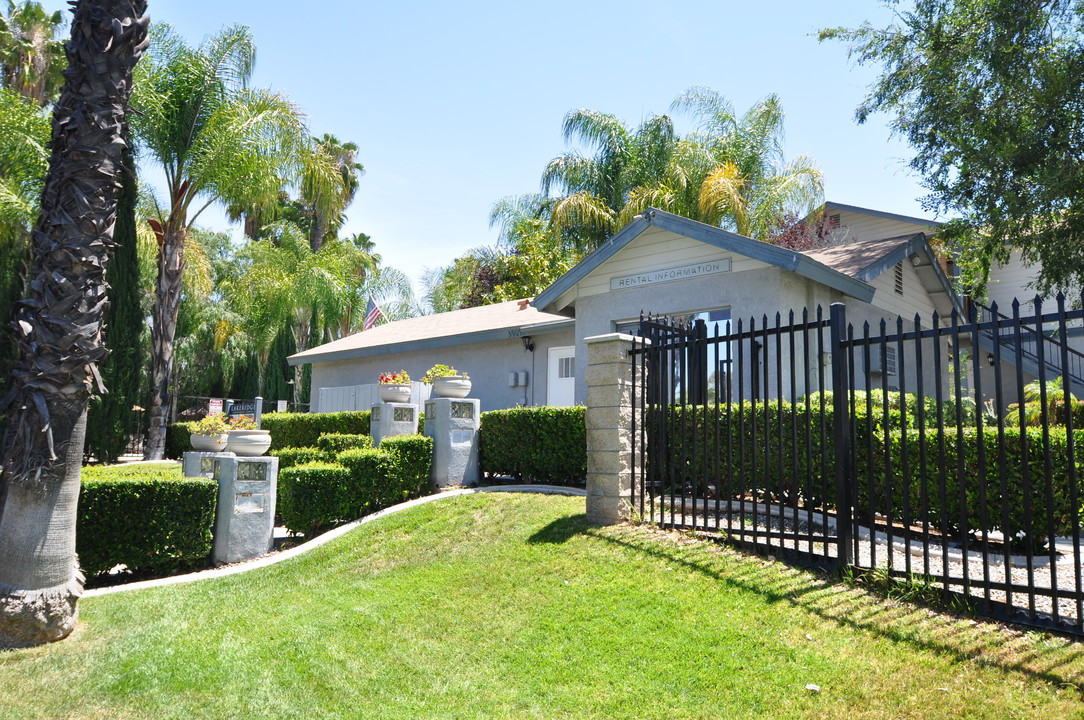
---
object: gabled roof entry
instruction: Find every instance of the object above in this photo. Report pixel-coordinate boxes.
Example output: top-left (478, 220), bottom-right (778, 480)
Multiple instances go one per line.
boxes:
top-left (532, 208), bottom-right (877, 313)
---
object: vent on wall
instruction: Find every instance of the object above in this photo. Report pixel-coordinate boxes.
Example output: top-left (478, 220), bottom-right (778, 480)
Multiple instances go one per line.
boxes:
top-left (894, 261), bottom-right (904, 295)
top-left (828, 213), bottom-right (841, 228)
top-left (869, 345), bottom-right (897, 376)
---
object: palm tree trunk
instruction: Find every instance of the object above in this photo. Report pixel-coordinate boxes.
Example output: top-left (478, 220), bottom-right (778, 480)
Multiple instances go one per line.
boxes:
top-left (0, 0), bottom-right (148, 649)
top-left (144, 226), bottom-right (186, 460)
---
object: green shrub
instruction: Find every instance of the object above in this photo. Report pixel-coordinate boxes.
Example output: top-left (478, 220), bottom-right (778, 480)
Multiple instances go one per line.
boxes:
top-left (272, 446), bottom-right (328, 469)
top-left (871, 426), bottom-right (1083, 548)
top-left (317, 433), bottom-right (373, 455)
top-left (78, 465), bottom-right (217, 577)
top-left (480, 407), bottom-right (586, 485)
top-left (166, 421), bottom-right (196, 459)
top-left (662, 394), bottom-right (1083, 549)
top-left (337, 448), bottom-right (394, 509)
top-left (261, 411), bottom-right (371, 449)
top-left (379, 434), bottom-right (434, 501)
top-left (277, 462), bottom-right (356, 536)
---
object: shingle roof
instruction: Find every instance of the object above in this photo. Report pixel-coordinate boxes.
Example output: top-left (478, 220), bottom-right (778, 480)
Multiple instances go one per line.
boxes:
top-left (288, 299), bottom-right (571, 365)
top-left (802, 234), bottom-right (918, 281)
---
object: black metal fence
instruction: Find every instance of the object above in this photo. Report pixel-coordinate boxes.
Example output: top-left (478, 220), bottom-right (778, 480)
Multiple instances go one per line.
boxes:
top-left (630, 295), bottom-right (1084, 637)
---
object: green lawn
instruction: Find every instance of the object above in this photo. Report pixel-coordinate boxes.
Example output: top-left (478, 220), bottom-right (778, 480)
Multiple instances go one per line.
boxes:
top-left (2, 492), bottom-right (1082, 719)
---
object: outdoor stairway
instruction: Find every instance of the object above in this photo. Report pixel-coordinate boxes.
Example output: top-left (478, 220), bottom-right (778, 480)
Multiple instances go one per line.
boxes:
top-left (975, 300), bottom-right (1084, 398)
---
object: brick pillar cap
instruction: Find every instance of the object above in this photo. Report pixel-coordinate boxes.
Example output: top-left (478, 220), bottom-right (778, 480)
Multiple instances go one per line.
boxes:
top-left (584, 332), bottom-right (649, 345)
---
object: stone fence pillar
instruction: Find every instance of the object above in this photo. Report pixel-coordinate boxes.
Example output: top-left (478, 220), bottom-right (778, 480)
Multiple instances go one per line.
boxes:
top-left (584, 332), bottom-right (643, 525)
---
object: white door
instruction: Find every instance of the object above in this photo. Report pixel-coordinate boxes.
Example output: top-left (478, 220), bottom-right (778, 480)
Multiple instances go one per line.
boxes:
top-left (547, 346), bottom-right (576, 406)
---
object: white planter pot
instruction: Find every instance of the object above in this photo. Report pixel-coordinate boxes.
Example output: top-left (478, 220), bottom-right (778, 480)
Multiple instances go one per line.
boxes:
top-left (432, 376), bottom-right (471, 398)
top-left (379, 384), bottom-right (412, 403)
top-left (190, 433), bottom-right (229, 453)
top-left (226, 429), bottom-right (272, 457)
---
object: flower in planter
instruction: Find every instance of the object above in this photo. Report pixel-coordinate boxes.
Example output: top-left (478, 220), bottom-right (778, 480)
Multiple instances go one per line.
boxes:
top-left (379, 370), bottom-right (411, 385)
top-left (228, 415), bottom-right (258, 430)
top-left (193, 414), bottom-right (230, 436)
top-left (422, 364), bottom-right (468, 384)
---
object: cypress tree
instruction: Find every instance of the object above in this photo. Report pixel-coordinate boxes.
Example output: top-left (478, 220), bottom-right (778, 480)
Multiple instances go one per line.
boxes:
top-left (85, 147), bottom-right (143, 463)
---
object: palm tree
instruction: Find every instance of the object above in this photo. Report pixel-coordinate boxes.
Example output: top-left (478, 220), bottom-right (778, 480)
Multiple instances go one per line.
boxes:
top-left (0, 85), bottom-right (48, 373)
top-left (0, 1), bottom-right (65, 107)
top-left (666, 87), bottom-right (824, 240)
top-left (542, 110), bottom-right (676, 250)
top-left (302, 134), bottom-right (363, 252)
top-left (130, 24), bottom-right (309, 460)
top-left (540, 88), bottom-right (823, 245)
top-left (0, 0), bottom-right (148, 648)
top-left (225, 222), bottom-right (378, 404)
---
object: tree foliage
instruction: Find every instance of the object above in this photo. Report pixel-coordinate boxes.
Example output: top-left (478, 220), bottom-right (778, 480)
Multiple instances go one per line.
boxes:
top-left (0, 1), bottom-right (65, 107)
top-left (821, 0), bottom-right (1084, 295)
top-left (131, 23), bottom-right (310, 458)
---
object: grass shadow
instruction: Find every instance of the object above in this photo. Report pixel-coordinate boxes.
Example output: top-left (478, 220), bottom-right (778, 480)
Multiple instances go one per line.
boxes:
top-left (526, 514), bottom-right (591, 544)
top-left (586, 523), bottom-right (1084, 694)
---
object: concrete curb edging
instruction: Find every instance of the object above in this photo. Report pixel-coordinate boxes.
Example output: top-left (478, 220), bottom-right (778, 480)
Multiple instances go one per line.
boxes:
top-left (83, 485), bottom-right (587, 597)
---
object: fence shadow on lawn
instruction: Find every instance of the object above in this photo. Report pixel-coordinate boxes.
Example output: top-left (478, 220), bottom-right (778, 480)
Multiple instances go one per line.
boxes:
top-left (589, 523), bottom-right (1084, 694)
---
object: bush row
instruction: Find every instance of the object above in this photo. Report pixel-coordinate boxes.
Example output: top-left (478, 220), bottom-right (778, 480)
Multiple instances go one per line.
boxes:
top-left (166, 411), bottom-right (373, 458)
top-left (662, 400), bottom-right (1083, 547)
top-left (78, 464), bottom-right (217, 577)
top-left (277, 434), bottom-right (434, 536)
top-left (479, 406), bottom-right (586, 485)
top-left (870, 426), bottom-right (1083, 546)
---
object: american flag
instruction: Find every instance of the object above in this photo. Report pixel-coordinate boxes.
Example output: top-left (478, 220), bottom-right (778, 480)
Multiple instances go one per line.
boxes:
top-left (362, 295), bottom-right (384, 331)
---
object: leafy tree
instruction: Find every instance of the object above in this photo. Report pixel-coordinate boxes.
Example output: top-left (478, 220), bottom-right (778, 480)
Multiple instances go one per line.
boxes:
top-left (130, 24), bottom-right (309, 459)
top-left (0, 86), bottom-right (48, 378)
top-left (0, 1), bottom-right (65, 106)
top-left (821, 0), bottom-right (1084, 295)
top-left (0, 0), bottom-right (148, 648)
top-left (768, 209), bottom-right (845, 252)
top-left (224, 221), bottom-right (378, 403)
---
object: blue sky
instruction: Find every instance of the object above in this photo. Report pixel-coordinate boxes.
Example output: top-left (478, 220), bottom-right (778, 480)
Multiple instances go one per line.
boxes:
top-left (46, 1), bottom-right (929, 297)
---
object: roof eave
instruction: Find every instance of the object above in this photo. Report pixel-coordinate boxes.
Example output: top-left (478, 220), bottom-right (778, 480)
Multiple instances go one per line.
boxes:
top-left (287, 319), bottom-right (574, 366)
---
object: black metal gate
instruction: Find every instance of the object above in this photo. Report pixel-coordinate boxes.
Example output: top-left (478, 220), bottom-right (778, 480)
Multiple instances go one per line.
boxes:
top-left (630, 298), bottom-right (1084, 637)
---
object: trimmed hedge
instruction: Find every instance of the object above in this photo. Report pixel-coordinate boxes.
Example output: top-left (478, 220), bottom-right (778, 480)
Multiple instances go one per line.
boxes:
top-left (663, 396), bottom-right (1084, 549)
top-left (872, 426), bottom-right (1083, 547)
top-left (167, 411), bottom-right (372, 456)
top-left (263, 411), bottom-right (370, 449)
top-left (317, 433), bottom-right (373, 455)
top-left (337, 448), bottom-right (394, 511)
top-left (272, 446), bottom-right (328, 469)
top-left (78, 464), bottom-right (217, 577)
top-left (379, 434), bottom-right (434, 501)
top-left (480, 407), bottom-right (586, 485)
top-left (276, 462), bottom-right (357, 537)
top-left (278, 435), bottom-right (436, 536)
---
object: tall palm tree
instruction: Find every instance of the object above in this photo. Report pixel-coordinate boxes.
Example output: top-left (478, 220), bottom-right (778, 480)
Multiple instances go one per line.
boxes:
top-left (666, 87), bottom-right (824, 239)
top-left (302, 133), bottom-right (363, 252)
top-left (542, 110), bottom-right (676, 250)
top-left (540, 88), bottom-right (823, 245)
top-left (225, 222), bottom-right (377, 402)
top-left (130, 24), bottom-right (309, 460)
top-left (0, 0), bottom-right (148, 649)
top-left (0, 1), bottom-right (65, 107)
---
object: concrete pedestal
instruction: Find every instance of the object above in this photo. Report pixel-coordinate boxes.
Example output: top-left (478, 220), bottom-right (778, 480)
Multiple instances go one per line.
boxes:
top-left (182, 451), bottom-right (234, 479)
top-left (371, 402), bottom-right (419, 446)
top-left (423, 397), bottom-right (480, 487)
top-left (210, 455), bottom-right (279, 565)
